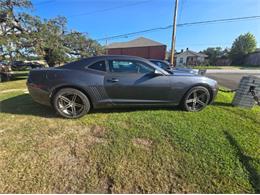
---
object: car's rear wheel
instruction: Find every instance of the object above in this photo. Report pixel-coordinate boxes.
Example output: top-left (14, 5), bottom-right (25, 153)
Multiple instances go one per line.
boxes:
top-left (53, 88), bottom-right (91, 119)
top-left (182, 86), bottom-right (210, 112)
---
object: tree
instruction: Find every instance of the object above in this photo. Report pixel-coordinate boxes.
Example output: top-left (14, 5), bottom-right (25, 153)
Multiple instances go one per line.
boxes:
top-left (63, 32), bottom-right (104, 59)
top-left (0, 0), bottom-right (33, 63)
top-left (229, 32), bottom-right (257, 65)
top-left (0, 0), bottom-right (105, 67)
top-left (32, 16), bottom-right (68, 66)
top-left (33, 18), bottom-right (104, 67)
top-left (203, 47), bottom-right (223, 65)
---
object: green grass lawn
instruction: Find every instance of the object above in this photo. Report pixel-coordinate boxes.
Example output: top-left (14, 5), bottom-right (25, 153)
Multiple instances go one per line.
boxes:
top-left (11, 70), bottom-right (29, 80)
top-left (188, 66), bottom-right (222, 70)
top-left (0, 80), bottom-right (259, 193)
top-left (12, 70), bottom-right (30, 75)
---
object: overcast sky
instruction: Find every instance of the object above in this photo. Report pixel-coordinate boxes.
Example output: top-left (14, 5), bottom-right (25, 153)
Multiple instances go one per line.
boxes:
top-left (31, 0), bottom-right (260, 51)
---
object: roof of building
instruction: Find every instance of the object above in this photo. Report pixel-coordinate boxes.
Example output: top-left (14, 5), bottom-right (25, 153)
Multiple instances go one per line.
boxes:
top-left (106, 37), bottom-right (165, 49)
top-left (175, 49), bottom-right (208, 58)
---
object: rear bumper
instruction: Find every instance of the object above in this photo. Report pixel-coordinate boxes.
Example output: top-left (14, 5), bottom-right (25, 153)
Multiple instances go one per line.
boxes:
top-left (27, 83), bottom-right (51, 106)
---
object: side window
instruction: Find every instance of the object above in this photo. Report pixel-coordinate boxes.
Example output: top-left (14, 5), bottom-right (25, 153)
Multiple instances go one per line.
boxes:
top-left (109, 60), bottom-right (154, 74)
top-left (109, 60), bottom-right (138, 73)
top-left (180, 58), bottom-right (183, 63)
top-left (88, 61), bottom-right (106, 72)
top-left (137, 61), bottom-right (154, 73)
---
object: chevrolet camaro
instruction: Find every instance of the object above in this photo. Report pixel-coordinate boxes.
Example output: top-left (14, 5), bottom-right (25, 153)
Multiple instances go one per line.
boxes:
top-left (27, 55), bottom-right (218, 118)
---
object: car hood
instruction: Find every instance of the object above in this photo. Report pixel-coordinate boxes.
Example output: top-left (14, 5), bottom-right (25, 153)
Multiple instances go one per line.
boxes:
top-left (171, 70), bottom-right (199, 76)
top-left (169, 67), bottom-right (200, 76)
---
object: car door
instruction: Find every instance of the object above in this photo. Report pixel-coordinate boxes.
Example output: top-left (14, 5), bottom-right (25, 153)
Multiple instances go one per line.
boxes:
top-left (104, 59), bottom-right (171, 104)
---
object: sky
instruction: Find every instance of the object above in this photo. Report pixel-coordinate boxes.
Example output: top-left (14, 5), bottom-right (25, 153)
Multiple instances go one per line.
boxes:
top-left (30, 0), bottom-right (260, 52)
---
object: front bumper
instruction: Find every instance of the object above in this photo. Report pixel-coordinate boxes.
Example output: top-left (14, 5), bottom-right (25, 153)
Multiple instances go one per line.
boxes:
top-left (209, 87), bottom-right (219, 104)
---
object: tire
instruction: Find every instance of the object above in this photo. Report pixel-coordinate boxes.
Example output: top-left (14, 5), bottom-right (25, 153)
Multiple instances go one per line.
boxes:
top-left (181, 86), bottom-right (210, 112)
top-left (53, 88), bottom-right (91, 119)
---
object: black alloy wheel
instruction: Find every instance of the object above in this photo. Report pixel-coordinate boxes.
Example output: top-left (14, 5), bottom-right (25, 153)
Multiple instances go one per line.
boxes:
top-left (53, 88), bottom-right (91, 118)
top-left (182, 86), bottom-right (210, 112)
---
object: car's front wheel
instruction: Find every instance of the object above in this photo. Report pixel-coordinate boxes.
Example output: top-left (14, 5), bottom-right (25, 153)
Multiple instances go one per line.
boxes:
top-left (53, 88), bottom-right (91, 119)
top-left (182, 86), bottom-right (210, 112)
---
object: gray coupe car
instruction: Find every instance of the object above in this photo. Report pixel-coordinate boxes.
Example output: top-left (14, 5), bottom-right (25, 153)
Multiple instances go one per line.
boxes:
top-left (27, 55), bottom-right (218, 118)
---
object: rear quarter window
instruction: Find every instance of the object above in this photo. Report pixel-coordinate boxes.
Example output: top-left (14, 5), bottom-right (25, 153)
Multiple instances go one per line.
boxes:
top-left (88, 61), bottom-right (106, 72)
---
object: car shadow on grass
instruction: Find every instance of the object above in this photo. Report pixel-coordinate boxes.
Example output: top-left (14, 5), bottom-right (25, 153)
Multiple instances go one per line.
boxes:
top-left (223, 131), bottom-right (260, 193)
top-left (92, 105), bottom-right (179, 114)
top-left (0, 94), bottom-right (57, 118)
top-left (1, 94), bottom-right (181, 117)
top-left (212, 101), bottom-right (233, 107)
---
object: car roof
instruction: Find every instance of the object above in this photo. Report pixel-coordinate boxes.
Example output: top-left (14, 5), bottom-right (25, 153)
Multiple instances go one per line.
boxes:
top-left (62, 55), bottom-right (170, 75)
top-left (84, 55), bottom-right (149, 61)
top-left (64, 55), bottom-right (152, 67)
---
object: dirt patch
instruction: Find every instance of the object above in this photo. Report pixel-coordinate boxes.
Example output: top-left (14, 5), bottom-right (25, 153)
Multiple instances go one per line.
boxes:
top-left (48, 144), bottom-right (90, 193)
top-left (90, 125), bottom-right (106, 138)
top-left (0, 89), bottom-right (27, 94)
top-left (26, 124), bottom-right (109, 193)
top-left (132, 138), bottom-right (153, 150)
top-left (39, 125), bottom-right (108, 154)
top-left (92, 176), bottom-right (115, 193)
top-left (66, 125), bottom-right (108, 146)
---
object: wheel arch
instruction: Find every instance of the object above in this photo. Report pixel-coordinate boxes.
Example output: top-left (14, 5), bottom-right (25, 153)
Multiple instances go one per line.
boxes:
top-left (183, 83), bottom-right (214, 104)
top-left (50, 85), bottom-right (94, 107)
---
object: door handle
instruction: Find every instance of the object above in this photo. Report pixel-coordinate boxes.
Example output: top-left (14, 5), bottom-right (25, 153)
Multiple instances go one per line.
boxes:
top-left (107, 78), bottom-right (119, 83)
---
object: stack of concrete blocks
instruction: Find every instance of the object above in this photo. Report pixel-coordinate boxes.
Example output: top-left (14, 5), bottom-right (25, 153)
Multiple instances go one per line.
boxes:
top-left (232, 75), bottom-right (260, 108)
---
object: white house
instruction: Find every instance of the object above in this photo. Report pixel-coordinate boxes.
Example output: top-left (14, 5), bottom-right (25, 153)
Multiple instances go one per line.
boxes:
top-left (175, 48), bottom-right (208, 66)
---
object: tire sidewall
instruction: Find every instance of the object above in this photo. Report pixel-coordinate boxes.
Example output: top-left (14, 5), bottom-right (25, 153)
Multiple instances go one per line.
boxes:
top-left (182, 86), bottom-right (210, 112)
top-left (53, 88), bottom-right (91, 119)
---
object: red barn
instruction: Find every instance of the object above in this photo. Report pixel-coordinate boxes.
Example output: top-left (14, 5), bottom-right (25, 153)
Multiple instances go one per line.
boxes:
top-left (106, 37), bottom-right (166, 60)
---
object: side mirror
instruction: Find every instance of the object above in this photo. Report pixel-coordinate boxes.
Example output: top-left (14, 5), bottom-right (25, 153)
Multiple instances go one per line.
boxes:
top-left (154, 69), bottom-right (163, 76)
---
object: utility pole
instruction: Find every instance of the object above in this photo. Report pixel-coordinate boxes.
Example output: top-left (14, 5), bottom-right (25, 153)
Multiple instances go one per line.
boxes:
top-left (105, 35), bottom-right (109, 55)
top-left (105, 39), bottom-right (108, 55)
top-left (170, 0), bottom-right (179, 66)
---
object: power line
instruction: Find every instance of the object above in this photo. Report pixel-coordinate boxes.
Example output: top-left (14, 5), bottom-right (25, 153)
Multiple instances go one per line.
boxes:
top-left (176, 42), bottom-right (232, 47)
top-left (32, 0), bottom-right (152, 14)
top-left (33, 0), bottom-right (56, 6)
top-left (177, 15), bottom-right (260, 27)
top-left (66, 0), bottom-right (153, 18)
top-left (95, 15), bottom-right (260, 41)
top-left (178, 0), bottom-right (186, 23)
top-left (96, 25), bottom-right (172, 41)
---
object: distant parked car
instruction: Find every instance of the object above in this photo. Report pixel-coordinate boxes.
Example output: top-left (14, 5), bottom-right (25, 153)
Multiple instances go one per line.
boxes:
top-left (0, 62), bottom-right (11, 72)
top-left (27, 55), bottom-right (218, 119)
top-left (149, 59), bottom-right (206, 75)
top-left (11, 61), bottom-right (44, 71)
top-left (0, 63), bottom-right (12, 82)
top-left (11, 61), bottom-right (26, 71)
